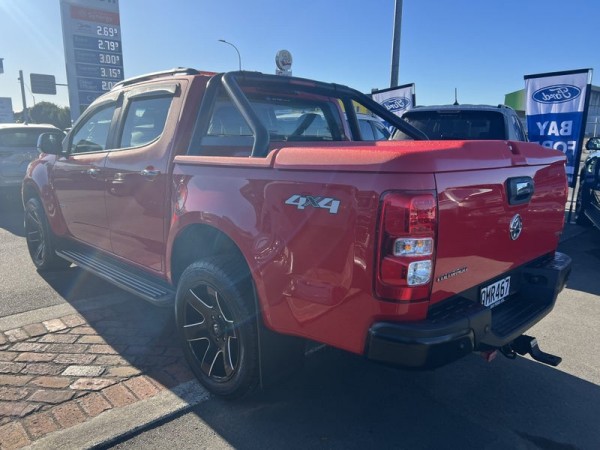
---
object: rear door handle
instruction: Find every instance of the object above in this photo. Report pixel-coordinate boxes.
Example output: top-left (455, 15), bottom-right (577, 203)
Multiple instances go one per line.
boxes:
top-left (140, 169), bottom-right (161, 180)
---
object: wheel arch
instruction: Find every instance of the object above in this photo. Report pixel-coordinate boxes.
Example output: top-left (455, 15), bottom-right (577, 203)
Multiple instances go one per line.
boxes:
top-left (21, 180), bottom-right (40, 204)
top-left (169, 223), bottom-right (253, 289)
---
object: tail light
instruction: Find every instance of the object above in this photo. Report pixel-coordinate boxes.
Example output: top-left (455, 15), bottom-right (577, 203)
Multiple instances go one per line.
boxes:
top-left (375, 192), bottom-right (437, 302)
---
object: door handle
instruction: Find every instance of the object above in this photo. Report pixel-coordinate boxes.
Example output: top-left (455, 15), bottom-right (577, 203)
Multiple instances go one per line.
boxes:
top-left (86, 167), bottom-right (101, 177)
top-left (140, 169), bottom-right (161, 180)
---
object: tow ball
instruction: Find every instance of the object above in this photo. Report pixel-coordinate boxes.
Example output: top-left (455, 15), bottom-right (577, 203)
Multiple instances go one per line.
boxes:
top-left (499, 335), bottom-right (562, 367)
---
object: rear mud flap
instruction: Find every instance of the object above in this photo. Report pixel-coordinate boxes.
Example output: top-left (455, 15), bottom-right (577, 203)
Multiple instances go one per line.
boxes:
top-left (256, 319), bottom-right (306, 390)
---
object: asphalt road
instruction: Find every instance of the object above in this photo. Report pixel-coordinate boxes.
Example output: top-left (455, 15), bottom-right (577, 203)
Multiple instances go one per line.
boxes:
top-left (2, 192), bottom-right (599, 449)
top-left (0, 193), bottom-right (122, 318)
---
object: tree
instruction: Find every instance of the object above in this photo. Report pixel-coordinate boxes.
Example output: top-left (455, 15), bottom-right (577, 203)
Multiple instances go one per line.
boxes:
top-left (28, 102), bottom-right (71, 129)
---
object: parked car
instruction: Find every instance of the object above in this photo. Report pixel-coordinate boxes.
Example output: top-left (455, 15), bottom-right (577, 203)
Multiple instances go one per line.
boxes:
top-left (357, 113), bottom-right (391, 140)
top-left (399, 104), bottom-right (527, 141)
top-left (575, 137), bottom-right (600, 228)
top-left (0, 123), bottom-right (64, 194)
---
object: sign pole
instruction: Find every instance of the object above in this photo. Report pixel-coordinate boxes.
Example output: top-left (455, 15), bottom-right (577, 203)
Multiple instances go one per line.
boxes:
top-left (568, 81), bottom-right (593, 223)
top-left (18, 70), bottom-right (28, 123)
top-left (390, 0), bottom-right (403, 87)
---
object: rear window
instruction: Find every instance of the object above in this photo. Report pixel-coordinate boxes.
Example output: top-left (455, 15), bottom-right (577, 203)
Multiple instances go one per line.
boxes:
top-left (0, 129), bottom-right (51, 147)
top-left (207, 92), bottom-right (343, 142)
top-left (402, 110), bottom-right (506, 140)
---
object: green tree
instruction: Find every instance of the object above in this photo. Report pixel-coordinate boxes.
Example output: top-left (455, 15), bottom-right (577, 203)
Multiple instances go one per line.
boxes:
top-left (28, 102), bottom-right (71, 129)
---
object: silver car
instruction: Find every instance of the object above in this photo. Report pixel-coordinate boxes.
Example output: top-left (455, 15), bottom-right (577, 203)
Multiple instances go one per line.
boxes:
top-left (357, 113), bottom-right (391, 140)
top-left (0, 123), bottom-right (64, 192)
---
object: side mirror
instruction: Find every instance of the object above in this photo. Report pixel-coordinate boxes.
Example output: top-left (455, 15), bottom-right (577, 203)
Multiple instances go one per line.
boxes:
top-left (586, 137), bottom-right (600, 151)
top-left (37, 132), bottom-right (65, 155)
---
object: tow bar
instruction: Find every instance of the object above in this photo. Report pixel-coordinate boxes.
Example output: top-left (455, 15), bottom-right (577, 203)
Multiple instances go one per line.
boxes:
top-left (500, 335), bottom-right (562, 367)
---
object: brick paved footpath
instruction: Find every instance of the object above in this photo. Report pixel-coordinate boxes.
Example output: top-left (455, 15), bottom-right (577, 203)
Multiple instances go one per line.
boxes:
top-left (0, 300), bottom-right (196, 450)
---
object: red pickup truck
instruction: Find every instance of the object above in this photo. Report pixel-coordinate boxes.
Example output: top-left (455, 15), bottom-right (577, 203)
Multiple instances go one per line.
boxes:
top-left (25, 69), bottom-right (571, 398)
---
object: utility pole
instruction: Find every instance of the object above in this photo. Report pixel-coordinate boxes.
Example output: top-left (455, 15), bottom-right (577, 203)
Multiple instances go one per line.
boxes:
top-left (390, 0), bottom-right (403, 87)
top-left (18, 70), bottom-right (28, 123)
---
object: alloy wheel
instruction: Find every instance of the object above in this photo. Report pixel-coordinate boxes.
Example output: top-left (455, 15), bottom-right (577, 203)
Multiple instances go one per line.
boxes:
top-left (182, 284), bottom-right (239, 382)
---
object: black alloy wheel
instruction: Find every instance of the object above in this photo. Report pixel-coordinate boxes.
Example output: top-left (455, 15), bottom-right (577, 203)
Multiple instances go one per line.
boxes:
top-left (24, 198), bottom-right (70, 271)
top-left (175, 257), bottom-right (259, 399)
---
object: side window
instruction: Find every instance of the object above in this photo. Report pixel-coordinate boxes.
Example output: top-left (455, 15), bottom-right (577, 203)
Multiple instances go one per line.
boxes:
top-left (70, 104), bottom-right (116, 153)
top-left (358, 120), bottom-right (375, 140)
top-left (120, 96), bottom-right (173, 148)
top-left (372, 121), bottom-right (391, 140)
top-left (511, 115), bottom-right (526, 141)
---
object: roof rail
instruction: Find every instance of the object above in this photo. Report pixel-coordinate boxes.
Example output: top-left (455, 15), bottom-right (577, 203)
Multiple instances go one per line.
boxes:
top-left (111, 67), bottom-right (200, 90)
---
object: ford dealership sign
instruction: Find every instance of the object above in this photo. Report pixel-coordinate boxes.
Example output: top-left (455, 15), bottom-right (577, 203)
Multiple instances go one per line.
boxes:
top-left (371, 84), bottom-right (415, 118)
top-left (532, 85), bottom-right (582, 104)
top-left (525, 69), bottom-right (591, 188)
top-left (382, 97), bottom-right (410, 113)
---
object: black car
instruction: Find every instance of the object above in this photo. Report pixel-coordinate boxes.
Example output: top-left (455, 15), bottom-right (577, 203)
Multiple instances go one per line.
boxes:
top-left (575, 137), bottom-right (600, 228)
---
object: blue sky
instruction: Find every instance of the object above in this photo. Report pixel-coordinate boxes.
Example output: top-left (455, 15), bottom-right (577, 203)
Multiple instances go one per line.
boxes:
top-left (0, 0), bottom-right (598, 112)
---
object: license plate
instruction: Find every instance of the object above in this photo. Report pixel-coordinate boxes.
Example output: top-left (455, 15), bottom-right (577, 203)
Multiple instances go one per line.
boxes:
top-left (480, 276), bottom-right (511, 308)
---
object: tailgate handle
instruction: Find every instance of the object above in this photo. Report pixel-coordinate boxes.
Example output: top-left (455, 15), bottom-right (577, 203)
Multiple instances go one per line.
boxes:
top-left (507, 177), bottom-right (534, 205)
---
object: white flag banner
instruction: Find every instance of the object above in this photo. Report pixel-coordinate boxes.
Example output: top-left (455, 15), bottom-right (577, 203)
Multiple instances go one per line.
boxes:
top-left (371, 83), bottom-right (415, 117)
top-left (525, 69), bottom-right (592, 187)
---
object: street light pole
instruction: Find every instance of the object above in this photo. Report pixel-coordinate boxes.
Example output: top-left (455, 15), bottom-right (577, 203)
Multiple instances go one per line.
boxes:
top-left (390, 0), bottom-right (403, 87)
top-left (218, 39), bottom-right (242, 71)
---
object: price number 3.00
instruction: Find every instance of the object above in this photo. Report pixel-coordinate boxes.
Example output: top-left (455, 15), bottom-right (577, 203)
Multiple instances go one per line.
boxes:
top-left (99, 53), bottom-right (121, 65)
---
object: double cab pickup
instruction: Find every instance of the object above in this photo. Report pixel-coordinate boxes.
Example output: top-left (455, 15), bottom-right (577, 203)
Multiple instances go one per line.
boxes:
top-left (25, 69), bottom-right (571, 398)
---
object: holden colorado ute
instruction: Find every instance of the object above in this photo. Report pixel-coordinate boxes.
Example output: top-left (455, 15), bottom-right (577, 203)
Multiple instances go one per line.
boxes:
top-left (24, 69), bottom-right (571, 398)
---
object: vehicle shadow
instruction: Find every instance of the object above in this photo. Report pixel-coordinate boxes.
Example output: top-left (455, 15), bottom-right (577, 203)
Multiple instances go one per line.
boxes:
top-left (103, 347), bottom-right (600, 449)
top-left (0, 192), bottom-right (25, 237)
top-left (558, 228), bottom-right (600, 297)
top-left (36, 267), bottom-right (190, 385)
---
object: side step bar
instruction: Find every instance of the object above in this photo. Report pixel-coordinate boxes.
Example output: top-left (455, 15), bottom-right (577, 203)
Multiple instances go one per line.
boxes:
top-left (56, 249), bottom-right (174, 307)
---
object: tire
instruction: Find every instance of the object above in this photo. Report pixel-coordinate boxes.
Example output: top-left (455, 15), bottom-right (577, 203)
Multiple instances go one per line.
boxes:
top-left (24, 198), bottom-right (71, 271)
top-left (575, 186), bottom-right (592, 227)
top-left (175, 256), bottom-right (259, 399)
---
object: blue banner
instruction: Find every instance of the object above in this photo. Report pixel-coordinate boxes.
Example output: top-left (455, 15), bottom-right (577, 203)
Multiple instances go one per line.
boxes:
top-left (525, 70), bottom-right (592, 187)
top-left (526, 111), bottom-right (583, 184)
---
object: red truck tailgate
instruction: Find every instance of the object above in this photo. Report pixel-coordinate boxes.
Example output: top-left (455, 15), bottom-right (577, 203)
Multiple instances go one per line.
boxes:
top-left (431, 142), bottom-right (567, 305)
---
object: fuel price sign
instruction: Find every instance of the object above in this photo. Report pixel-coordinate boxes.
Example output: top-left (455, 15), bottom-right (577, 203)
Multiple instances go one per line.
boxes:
top-left (60, 0), bottom-right (125, 122)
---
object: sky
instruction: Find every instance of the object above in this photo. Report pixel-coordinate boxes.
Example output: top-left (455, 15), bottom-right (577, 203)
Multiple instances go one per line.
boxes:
top-left (0, 0), bottom-right (598, 113)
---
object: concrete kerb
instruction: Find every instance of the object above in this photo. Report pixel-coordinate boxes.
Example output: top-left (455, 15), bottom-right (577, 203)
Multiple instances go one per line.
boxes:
top-left (28, 380), bottom-right (209, 449)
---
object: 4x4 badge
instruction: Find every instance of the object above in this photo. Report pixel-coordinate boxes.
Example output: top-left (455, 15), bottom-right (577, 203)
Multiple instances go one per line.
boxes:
top-left (285, 195), bottom-right (340, 214)
top-left (510, 214), bottom-right (523, 240)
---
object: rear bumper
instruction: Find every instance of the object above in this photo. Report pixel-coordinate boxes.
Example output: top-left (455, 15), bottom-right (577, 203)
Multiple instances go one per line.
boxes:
top-left (365, 252), bottom-right (571, 369)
